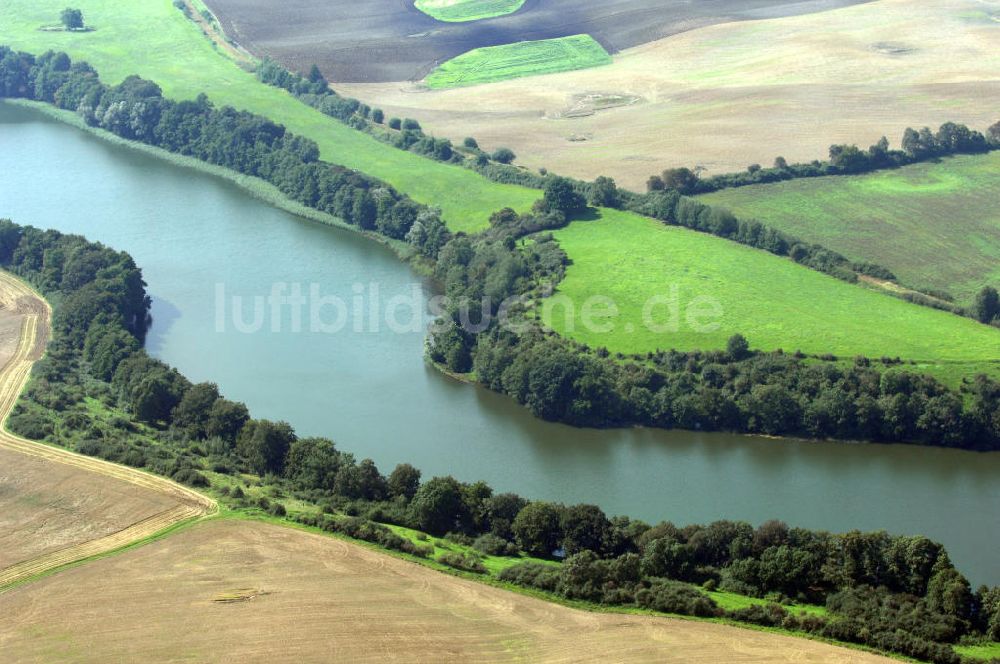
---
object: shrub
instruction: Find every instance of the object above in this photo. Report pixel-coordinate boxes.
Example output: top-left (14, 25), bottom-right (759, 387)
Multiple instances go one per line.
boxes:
top-left (473, 533), bottom-right (519, 556)
top-left (634, 579), bottom-right (720, 617)
top-left (437, 551), bottom-right (487, 573)
top-left (491, 147), bottom-right (516, 164)
top-left (171, 467), bottom-right (209, 487)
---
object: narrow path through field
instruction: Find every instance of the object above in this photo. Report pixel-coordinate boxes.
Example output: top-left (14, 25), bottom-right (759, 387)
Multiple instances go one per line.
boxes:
top-left (0, 270), bottom-right (216, 592)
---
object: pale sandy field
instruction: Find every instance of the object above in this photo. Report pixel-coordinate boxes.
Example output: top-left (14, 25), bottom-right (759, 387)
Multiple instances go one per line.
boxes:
top-left (0, 518), bottom-right (895, 663)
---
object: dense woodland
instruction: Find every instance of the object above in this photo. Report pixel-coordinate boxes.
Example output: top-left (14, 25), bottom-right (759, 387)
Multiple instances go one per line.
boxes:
top-left (3, 46), bottom-right (1000, 451)
top-left (0, 219), bottom-right (997, 664)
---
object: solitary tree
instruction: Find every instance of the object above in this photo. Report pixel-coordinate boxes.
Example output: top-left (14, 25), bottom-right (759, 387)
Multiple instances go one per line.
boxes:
top-left (236, 419), bottom-right (296, 475)
top-left (974, 286), bottom-right (1000, 324)
top-left (989, 120), bottom-right (1000, 147)
top-left (410, 475), bottom-right (468, 535)
top-left (726, 334), bottom-right (751, 361)
top-left (588, 175), bottom-right (620, 208)
top-left (512, 501), bottom-right (563, 557)
top-left (60, 8), bottom-right (84, 30)
top-left (660, 167), bottom-right (700, 194)
top-left (491, 147), bottom-right (516, 164)
top-left (541, 176), bottom-right (587, 216)
top-left (387, 463), bottom-right (421, 500)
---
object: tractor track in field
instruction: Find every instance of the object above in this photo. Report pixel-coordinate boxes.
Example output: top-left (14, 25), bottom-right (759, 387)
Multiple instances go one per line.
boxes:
top-left (0, 270), bottom-right (216, 592)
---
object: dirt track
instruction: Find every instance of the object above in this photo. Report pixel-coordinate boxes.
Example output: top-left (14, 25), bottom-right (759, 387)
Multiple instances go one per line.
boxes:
top-left (204, 0), bottom-right (873, 82)
top-left (0, 271), bottom-right (215, 591)
top-left (0, 518), bottom-right (895, 663)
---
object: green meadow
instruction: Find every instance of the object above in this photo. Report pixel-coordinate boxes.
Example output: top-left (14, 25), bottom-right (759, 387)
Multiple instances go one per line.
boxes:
top-left (546, 210), bottom-right (1000, 362)
top-left (0, 0), bottom-right (538, 233)
top-left (698, 152), bottom-right (1000, 305)
top-left (414, 0), bottom-right (526, 23)
top-left (954, 642), bottom-right (1000, 661)
top-left (425, 34), bottom-right (611, 88)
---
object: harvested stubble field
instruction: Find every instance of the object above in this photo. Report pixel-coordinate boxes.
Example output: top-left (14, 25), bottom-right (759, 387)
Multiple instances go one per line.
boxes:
top-left (698, 151), bottom-right (1000, 306)
top-left (204, 0), bottom-right (871, 82)
top-left (0, 518), bottom-right (895, 663)
top-left (338, 0), bottom-right (1000, 189)
top-left (0, 271), bottom-right (214, 590)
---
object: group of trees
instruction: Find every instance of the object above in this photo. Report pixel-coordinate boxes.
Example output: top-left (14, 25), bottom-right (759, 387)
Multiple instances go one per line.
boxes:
top-left (643, 121), bottom-right (1000, 195)
top-left (466, 326), bottom-right (1000, 450)
top-left (0, 47), bottom-right (451, 259)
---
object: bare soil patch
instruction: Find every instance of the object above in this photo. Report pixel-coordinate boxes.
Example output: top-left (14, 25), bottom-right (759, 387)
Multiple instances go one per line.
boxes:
top-left (203, 0), bottom-right (873, 82)
top-left (335, 0), bottom-right (1000, 188)
top-left (0, 518), bottom-right (895, 663)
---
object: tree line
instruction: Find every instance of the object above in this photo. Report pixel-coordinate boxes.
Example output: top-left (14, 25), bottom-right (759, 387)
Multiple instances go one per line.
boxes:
top-left (1, 219), bottom-right (996, 664)
top-left (256, 58), bottom-right (519, 169)
top-left (0, 47), bottom-right (451, 258)
top-left (644, 121), bottom-right (1000, 195)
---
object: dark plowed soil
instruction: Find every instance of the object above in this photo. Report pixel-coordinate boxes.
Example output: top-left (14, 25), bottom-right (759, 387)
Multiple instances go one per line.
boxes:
top-left (204, 0), bottom-right (874, 83)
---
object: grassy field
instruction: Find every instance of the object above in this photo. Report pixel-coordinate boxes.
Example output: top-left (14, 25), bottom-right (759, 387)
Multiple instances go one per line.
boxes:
top-left (425, 34), bottom-right (611, 88)
top-left (0, 0), bottom-right (539, 233)
top-left (545, 210), bottom-right (1000, 363)
top-left (955, 642), bottom-right (1000, 661)
top-left (0, 518), bottom-right (896, 663)
top-left (699, 152), bottom-right (1000, 305)
top-left (414, 0), bottom-right (526, 22)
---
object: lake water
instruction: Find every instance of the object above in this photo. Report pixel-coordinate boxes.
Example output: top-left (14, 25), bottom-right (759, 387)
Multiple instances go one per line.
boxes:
top-left (1, 103), bottom-right (997, 585)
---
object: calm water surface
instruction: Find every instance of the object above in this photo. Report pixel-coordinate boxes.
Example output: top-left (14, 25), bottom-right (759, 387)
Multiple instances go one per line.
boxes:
top-left (1, 103), bottom-right (997, 584)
